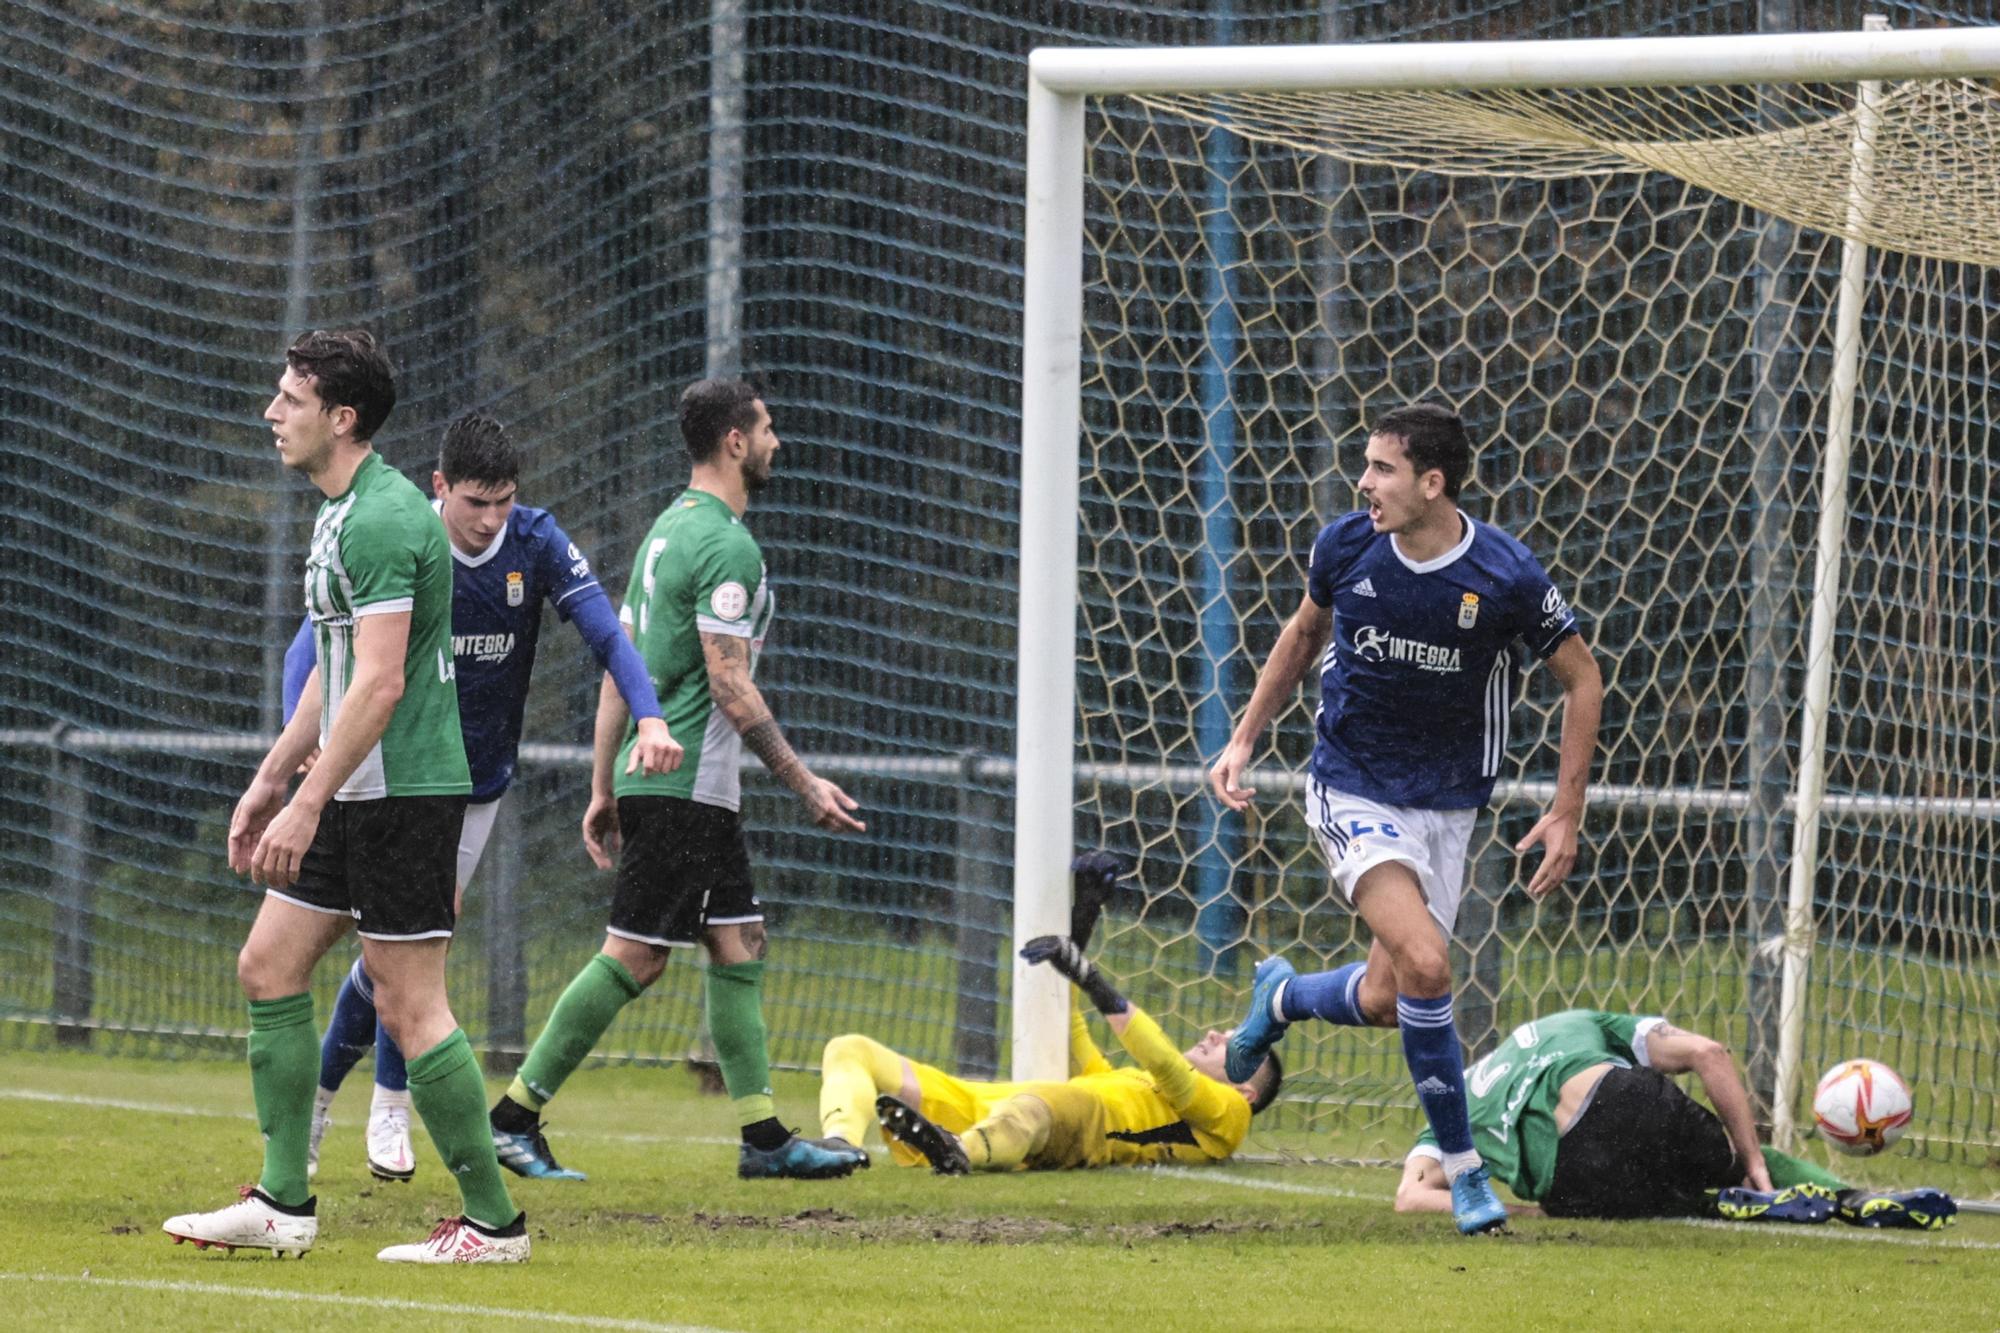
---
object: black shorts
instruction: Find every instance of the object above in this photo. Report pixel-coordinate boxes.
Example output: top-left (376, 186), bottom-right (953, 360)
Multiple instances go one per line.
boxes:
top-left (1541, 1065), bottom-right (1741, 1219)
top-left (606, 795), bottom-right (762, 948)
top-left (273, 795), bottom-right (465, 941)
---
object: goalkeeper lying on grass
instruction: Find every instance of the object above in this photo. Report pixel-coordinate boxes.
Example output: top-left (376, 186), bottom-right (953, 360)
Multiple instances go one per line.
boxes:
top-left (818, 854), bottom-right (1283, 1172)
top-left (1379, 1004), bottom-right (1957, 1231)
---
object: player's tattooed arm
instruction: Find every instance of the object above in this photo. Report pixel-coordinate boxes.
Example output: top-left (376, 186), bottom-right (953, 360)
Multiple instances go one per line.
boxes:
top-left (700, 630), bottom-right (866, 833)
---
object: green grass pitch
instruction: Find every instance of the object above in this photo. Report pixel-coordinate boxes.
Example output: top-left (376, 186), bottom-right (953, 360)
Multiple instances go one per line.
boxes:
top-left (3, 1049), bottom-right (1996, 1332)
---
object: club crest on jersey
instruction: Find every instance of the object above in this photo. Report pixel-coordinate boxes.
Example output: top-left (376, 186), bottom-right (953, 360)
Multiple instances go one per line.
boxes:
top-left (1458, 592), bottom-right (1480, 628)
top-left (506, 571), bottom-right (524, 606)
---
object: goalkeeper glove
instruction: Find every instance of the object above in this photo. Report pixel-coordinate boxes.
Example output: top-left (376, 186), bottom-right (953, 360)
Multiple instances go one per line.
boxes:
top-left (1068, 851), bottom-right (1128, 950)
top-left (1020, 935), bottom-right (1128, 1015)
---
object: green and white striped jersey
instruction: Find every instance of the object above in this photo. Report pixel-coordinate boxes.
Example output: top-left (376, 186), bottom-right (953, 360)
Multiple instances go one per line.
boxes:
top-left (615, 488), bottom-right (773, 810)
top-left (303, 451), bottom-right (471, 801)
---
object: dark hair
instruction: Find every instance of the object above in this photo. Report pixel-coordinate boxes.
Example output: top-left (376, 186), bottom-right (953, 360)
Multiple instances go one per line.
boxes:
top-left (438, 410), bottom-right (520, 488)
top-left (678, 378), bottom-right (764, 464)
top-left (1247, 1048), bottom-right (1284, 1115)
top-left (1371, 402), bottom-right (1472, 500)
top-left (285, 328), bottom-right (396, 441)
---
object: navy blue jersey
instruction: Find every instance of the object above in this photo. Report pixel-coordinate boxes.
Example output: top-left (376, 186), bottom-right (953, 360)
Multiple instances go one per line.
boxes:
top-left (447, 502), bottom-right (609, 800)
top-left (1306, 510), bottom-right (1579, 809)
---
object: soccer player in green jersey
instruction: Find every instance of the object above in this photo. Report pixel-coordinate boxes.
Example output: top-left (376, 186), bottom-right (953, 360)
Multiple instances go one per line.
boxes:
top-left (163, 330), bottom-right (527, 1264)
top-left (486, 378), bottom-right (871, 1181)
top-left (1389, 1007), bottom-right (1956, 1231)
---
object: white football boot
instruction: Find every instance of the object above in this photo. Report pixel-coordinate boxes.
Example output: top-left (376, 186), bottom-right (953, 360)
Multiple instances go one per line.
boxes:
top-left (377, 1214), bottom-right (530, 1264)
top-left (366, 1088), bottom-right (416, 1182)
top-left (163, 1186), bottom-right (317, 1257)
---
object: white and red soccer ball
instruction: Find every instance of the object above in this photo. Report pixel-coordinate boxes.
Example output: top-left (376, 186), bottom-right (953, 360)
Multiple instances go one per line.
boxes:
top-left (1812, 1058), bottom-right (1913, 1156)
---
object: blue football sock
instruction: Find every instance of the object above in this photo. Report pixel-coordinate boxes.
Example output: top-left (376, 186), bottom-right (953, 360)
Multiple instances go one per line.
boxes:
top-left (1398, 992), bottom-right (1474, 1157)
top-left (374, 1022), bottom-right (409, 1093)
top-left (318, 956), bottom-right (378, 1093)
top-left (1281, 961), bottom-right (1370, 1026)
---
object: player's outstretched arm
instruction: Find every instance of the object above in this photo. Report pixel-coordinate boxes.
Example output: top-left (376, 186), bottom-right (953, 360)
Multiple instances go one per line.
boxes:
top-left (1208, 593), bottom-right (1332, 812)
top-left (1020, 936), bottom-right (1127, 1015)
top-left (571, 595), bottom-right (680, 776)
top-left (700, 630), bottom-right (864, 833)
top-left (1641, 1022), bottom-right (1772, 1191)
top-left (1514, 634), bottom-right (1604, 900)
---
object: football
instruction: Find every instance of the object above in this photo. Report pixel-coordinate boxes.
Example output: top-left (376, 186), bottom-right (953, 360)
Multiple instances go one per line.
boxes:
top-left (1812, 1058), bottom-right (1914, 1156)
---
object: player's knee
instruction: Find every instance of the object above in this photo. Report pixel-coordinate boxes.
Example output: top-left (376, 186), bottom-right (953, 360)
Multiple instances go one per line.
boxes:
top-left (1390, 945), bottom-right (1451, 997)
top-left (236, 942), bottom-right (288, 1000)
top-left (822, 1033), bottom-right (874, 1069)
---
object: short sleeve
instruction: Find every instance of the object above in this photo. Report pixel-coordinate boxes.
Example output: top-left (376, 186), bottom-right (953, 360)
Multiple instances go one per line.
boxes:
top-left (1513, 551), bottom-right (1579, 660)
top-left (692, 530), bottom-right (764, 638)
top-left (341, 509), bottom-right (417, 615)
top-left (535, 514), bottom-right (603, 621)
top-left (1306, 523), bottom-right (1341, 608)
top-left (1588, 1011), bottom-right (1663, 1067)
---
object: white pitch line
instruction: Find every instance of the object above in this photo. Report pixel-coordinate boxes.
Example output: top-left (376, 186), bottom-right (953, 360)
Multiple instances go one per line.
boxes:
top-left (0, 1272), bottom-right (737, 1333)
top-left (0, 1089), bottom-right (754, 1149)
top-left (1149, 1166), bottom-right (1387, 1201)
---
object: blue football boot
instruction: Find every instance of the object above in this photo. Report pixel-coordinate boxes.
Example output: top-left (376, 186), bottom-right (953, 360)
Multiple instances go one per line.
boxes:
top-left (1226, 956), bottom-right (1297, 1084)
top-left (1838, 1187), bottom-right (1957, 1231)
top-left (1450, 1165), bottom-right (1510, 1235)
top-left (1714, 1184), bottom-right (1836, 1224)
top-left (490, 1120), bottom-right (586, 1181)
top-left (739, 1132), bottom-right (870, 1180)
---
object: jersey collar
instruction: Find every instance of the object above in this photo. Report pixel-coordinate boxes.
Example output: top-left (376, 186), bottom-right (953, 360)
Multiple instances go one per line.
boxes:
top-left (1389, 509), bottom-right (1475, 574)
top-left (433, 497), bottom-right (511, 568)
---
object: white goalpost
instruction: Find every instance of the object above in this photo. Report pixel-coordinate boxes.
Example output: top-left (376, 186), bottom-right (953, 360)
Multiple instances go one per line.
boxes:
top-left (1013, 23), bottom-right (2000, 1164)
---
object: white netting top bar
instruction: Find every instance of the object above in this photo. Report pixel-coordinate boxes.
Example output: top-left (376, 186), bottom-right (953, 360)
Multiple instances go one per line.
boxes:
top-left (1133, 78), bottom-right (2000, 266)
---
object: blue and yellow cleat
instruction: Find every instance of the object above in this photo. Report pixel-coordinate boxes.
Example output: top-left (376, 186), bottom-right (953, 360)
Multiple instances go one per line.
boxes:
top-left (1450, 1165), bottom-right (1510, 1235)
top-left (739, 1132), bottom-right (870, 1181)
top-left (1226, 956), bottom-right (1296, 1084)
top-left (1838, 1187), bottom-right (1957, 1231)
top-left (491, 1122), bottom-right (586, 1181)
top-left (1714, 1184), bottom-right (1836, 1224)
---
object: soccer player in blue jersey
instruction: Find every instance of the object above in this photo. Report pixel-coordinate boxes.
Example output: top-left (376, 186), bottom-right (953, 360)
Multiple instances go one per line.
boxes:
top-left (282, 410), bottom-right (679, 1183)
top-left (1208, 402), bottom-right (1604, 1235)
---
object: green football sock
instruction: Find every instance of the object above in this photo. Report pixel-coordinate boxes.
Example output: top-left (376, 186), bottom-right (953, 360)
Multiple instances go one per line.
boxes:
top-left (508, 953), bottom-right (643, 1112)
top-left (248, 992), bottom-right (317, 1208)
top-left (707, 961), bottom-right (775, 1127)
top-left (1761, 1146), bottom-right (1848, 1194)
top-left (408, 1029), bottom-right (518, 1229)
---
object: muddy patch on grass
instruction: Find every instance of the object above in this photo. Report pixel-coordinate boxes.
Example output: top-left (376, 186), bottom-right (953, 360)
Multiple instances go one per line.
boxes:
top-left (598, 1209), bottom-right (1317, 1244)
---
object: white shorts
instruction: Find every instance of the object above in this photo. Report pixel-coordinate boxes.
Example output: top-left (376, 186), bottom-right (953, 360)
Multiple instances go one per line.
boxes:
top-left (457, 796), bottom-right (503, 888)
top-left (1304, 777), bottom-right (1476, 934)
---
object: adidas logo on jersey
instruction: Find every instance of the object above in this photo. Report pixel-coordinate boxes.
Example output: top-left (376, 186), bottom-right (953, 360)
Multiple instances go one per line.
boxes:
top-left (1352, 578), bottom-right (1377, 598)
top-left (1414, 1076), bottom-right (1454, 1096)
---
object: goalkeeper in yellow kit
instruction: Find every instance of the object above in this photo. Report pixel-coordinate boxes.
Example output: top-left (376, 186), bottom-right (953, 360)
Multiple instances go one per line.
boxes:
top-left (818, 855), bottom-right (1284, 1173)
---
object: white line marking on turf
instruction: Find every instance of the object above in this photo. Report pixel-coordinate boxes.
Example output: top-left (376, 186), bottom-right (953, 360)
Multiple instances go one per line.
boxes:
top-left (0, 1089), bottom-right (744, 1148)
top-left (1151, 1166), bottom-right (1386, 1201)
top-left (0, 1273), bottom-right (738, 1333)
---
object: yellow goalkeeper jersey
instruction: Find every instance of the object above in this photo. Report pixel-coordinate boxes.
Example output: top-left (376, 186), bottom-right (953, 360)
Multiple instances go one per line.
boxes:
top-left (1035, 1004), bottom-right (1251, 1168)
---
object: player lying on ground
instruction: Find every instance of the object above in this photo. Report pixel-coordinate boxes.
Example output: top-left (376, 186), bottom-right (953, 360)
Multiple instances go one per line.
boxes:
top-left (856, 856), bottom-right (1283, 1173)
top-left (1381, 1005), bottom-right (1957, 1231)
top-left (281, 410), bottom-right (677, 1185)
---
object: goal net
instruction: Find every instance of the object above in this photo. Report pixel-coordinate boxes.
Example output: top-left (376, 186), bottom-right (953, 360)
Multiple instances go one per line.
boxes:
top-left (1036, 36), bottom-right (2000, 1168)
